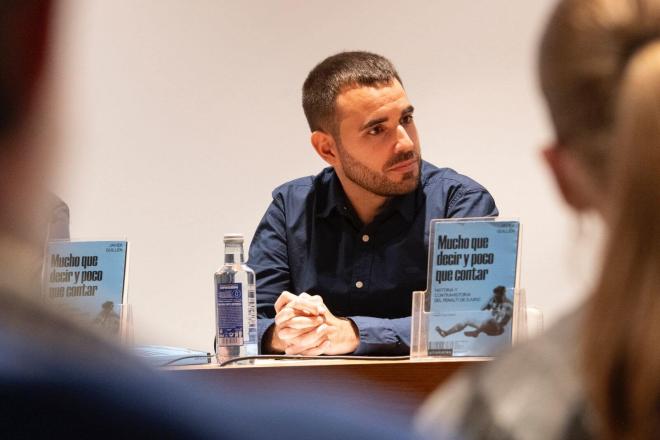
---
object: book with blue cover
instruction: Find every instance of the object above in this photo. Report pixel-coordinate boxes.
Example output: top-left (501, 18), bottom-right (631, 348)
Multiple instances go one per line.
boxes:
top-left (43, 240), bottom-right (129, 335)
top-left (426, 219), bottom-right (520, 357)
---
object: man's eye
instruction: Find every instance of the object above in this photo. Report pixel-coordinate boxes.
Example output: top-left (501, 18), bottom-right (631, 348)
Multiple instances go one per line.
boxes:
top-left (401, 114), bottom-right (414, 125)
top-left (367, 125), bottom-right (384, 135)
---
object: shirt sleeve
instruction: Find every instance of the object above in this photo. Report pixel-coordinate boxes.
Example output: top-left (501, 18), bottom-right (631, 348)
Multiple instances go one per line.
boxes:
top-left (247, 194), bottom-right (291, 353)
top-left (447, 188), bottom-right (499, 218)
top-left (350, 316), bottom-right (411, 356)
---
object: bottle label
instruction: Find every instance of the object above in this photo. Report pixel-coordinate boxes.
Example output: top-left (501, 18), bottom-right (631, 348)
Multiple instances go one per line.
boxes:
top-left (247, 284), bottom-right (257, 345)
top-left (216, 282), bottom-right (243, 346)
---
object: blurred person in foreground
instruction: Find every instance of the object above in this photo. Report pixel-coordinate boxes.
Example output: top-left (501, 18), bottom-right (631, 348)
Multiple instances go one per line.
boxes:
top-left (0, 2), bottom-right (421, 438)
top-left (416, 0), bottom-right (660, 439)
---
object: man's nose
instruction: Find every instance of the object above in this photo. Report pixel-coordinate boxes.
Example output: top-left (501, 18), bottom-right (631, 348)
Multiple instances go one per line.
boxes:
top-left (395, 125), bottom-right (414, 152)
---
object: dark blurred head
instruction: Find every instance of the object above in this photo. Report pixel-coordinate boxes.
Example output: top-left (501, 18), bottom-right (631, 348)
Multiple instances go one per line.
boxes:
top-left (0, 0), bottom-right (52, 243)
top-left (0, 1), bottom-right (51, 139)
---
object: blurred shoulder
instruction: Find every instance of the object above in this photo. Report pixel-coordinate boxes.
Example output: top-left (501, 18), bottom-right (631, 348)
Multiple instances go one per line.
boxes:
top-left (417, 310), bottom-right (586, 440)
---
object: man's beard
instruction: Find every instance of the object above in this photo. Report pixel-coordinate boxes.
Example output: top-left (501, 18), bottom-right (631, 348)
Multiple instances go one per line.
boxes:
top-left (336, 142), bottom-right (421, 197)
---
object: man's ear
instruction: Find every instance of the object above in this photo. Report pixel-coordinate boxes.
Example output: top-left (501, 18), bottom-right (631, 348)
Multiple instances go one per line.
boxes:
top-left (542, 144), bottom-right (598, 212)
top-left (311, 131), bottom-right (339, 167)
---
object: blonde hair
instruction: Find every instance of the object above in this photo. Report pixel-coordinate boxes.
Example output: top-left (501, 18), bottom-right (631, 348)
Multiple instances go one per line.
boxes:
top-left (540, 1), bottom-right (660, 438)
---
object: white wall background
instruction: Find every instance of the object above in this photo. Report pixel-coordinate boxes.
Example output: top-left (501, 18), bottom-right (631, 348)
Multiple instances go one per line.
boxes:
top-left (50, 0), bottom-right (603, 351)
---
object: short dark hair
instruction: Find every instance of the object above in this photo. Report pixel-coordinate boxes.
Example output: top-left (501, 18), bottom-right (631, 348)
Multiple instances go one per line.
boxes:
top-left (302, 51), bottom-right (402, 134)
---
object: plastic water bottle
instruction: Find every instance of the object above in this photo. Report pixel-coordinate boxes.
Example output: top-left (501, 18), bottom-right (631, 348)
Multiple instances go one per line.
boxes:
top-left (214, 233), bottom-right (258, 364)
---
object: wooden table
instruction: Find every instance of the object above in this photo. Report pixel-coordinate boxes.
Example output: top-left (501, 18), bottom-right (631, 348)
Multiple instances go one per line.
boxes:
top-left (166, 357), bottom-right (488, 419)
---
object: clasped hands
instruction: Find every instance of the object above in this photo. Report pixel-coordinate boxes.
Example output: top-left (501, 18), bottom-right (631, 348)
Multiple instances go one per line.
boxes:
top-left (268, 291), bottom-right (359, 355)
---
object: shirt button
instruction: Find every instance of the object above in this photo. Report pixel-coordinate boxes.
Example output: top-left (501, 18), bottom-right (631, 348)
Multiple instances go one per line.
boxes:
top-left (355, 281), bottom-right (364, 289)
top-left (361, 234), bottom-right (370, 242)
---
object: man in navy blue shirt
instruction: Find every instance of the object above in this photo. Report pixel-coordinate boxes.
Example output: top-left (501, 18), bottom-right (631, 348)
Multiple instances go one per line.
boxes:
top-left (249, 51), bottom-right (497, 356)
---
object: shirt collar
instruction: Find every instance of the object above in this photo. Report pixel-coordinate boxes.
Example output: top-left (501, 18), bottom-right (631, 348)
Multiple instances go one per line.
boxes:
top-left (381, 185), bottom-right (419, 223)
top-left (317, 171), bottom-right (348, 218)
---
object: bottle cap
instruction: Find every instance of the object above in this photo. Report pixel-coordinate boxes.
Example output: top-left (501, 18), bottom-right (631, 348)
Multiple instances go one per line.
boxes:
top-left (223, 233), bottom-right (244, 243)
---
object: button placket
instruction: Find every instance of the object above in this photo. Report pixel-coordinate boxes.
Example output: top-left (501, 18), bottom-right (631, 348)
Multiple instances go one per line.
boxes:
top-left (352, 228), bottom-right (373, 299)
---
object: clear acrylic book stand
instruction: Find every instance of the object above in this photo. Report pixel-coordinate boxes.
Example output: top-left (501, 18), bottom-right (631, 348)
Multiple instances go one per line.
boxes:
top-left (411, 287), bottom-right (529, 359)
